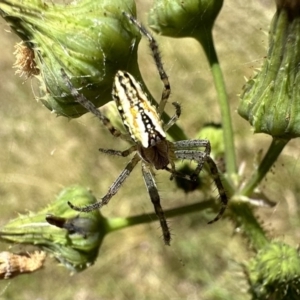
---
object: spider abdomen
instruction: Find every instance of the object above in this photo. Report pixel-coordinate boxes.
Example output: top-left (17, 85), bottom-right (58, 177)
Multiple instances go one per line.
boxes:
top-left (112, 70), bottom-right (166, 148)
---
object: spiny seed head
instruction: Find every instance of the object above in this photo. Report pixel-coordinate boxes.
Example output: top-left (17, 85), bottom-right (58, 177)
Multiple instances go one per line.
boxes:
top-left (0, 0), bottom-right (139, 117)
top-left (246, 242), bottom-right (300, 299)
top-left (0, 185), bottom-right (105, 273)
top-left (238, 6), bottom-right (300, 139)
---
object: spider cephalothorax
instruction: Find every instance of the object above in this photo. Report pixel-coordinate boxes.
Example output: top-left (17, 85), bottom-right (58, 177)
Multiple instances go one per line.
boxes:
top-left (62, 12), bottom-right (228, 245)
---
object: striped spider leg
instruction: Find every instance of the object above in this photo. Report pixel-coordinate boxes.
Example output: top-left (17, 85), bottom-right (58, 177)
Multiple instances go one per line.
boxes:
top-left (62, 12), bottom-right (228, 245)
top-left (172, 139), bottom-right (227, 224)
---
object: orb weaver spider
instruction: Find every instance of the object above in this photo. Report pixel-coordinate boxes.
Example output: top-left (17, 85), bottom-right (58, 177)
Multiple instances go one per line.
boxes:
top-left (61, 12), bottom-right (228, 245)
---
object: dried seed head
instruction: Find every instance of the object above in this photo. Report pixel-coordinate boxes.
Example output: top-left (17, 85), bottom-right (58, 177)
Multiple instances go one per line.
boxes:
top-left (13, 42), bottom-right (39, 79)
top-left (0, 251), bottom-right (46, 280)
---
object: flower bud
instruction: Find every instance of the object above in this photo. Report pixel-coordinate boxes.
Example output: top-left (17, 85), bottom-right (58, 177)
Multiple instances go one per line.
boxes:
top-left (0, 0), bottom-right (139, 117)
top-left (148, 0), bottom-right (223, 39)
top-left (197, 123), bottom-right (224, 160)
top-left (0, 185), bottom-right (105, 272)
top-left (238, 6), bottom-right (300, 139)
top-left (246, 242), bottom-right (300, 299)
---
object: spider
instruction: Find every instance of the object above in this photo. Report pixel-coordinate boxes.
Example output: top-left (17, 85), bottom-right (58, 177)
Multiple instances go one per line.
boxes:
top-left (61, 12), bottom-right (228, 245)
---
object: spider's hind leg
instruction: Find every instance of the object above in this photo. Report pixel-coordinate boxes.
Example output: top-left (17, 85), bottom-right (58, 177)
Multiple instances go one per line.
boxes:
top-left (204, 156), bottom-right (228, 224)
top-left (141, 163), bottom-right (171, 245)
top-left (173, 139), bottom-right (228, 222)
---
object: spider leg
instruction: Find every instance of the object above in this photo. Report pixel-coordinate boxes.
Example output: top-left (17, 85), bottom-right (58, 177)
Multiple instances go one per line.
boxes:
top-left (141, 162), bottom-right (171, 245)
top-left (68, 153), bottom-right (141, 212)
top-left (203, 156), bottom-right (228, 224)
top-left (163, 165), bottom-right (195, 181)
top-left (173, 139), bottom-right (228, 223)
top-left (123, 12), bottom-right (170, 117)
top-left (174, 139), bottom-right (211, 154)
top-left (99, 145), bottom-right (137, 157)
top-left (173, 139), bottom-right (210, 180)
top-left (61, 69), bottom-right (131, 142)
top-left (174, 150), bottom-right (207, 181)
top-left (164, 102), bottom-right (181, 132)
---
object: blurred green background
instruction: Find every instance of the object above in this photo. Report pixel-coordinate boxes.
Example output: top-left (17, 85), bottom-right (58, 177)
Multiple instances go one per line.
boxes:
top-left (1, 0), bottom-right (300, 299)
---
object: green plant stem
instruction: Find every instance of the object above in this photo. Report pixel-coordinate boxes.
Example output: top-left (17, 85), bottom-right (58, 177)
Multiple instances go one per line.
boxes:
top-left (239, 138), bottom-right (289, 197)
top-left (194, 30), bottom-right (237, 180)
top-left (104, 199), bottom-right (216, 233)
top-left (228, 138), bottom-right (289, 250)
top-left (230, 202), bottom-right (269, 250)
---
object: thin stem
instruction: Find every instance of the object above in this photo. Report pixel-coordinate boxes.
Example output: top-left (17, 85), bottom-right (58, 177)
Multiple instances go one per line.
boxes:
top-left (104, 199), bottom-right (216, 233)
top-left (228, 138), bottom-right (289, 251)
top-left (194, 30), bottom-right (237, 179)
top-left (239, 138), bottom-right (289, 197)
top-left (230, 202), bottom-right (269, 251)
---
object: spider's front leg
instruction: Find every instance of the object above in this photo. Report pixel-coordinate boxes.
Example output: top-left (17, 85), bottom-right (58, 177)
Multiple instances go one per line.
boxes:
top-left (61, 69), bottom-right (131, 142)
top-left (141, 163), bottom-right (171, 245)
top-left (68, 153), bottom-right (141, 212)
top-left (123, 12), bottom-right (170, 116)
top-left (163, 102), bottom-right (181, 132)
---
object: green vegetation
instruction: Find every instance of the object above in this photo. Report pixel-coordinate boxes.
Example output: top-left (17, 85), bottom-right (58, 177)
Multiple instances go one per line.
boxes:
top-left (0, 0), bottom-right (300, 299)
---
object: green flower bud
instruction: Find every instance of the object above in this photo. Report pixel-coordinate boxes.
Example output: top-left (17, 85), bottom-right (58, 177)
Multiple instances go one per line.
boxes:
top-left (246, 242), bottom-right (300, 299)
top-left (238, 6), bottom-right (300, 139)
top-left (0, 0), bottom-right (139, 117)
top-left (0, 185), bottom-right (106, 272)
top-left (148, 0), bottom-right (223, 39)
top-left (198, 123), bottom-right (224, 160)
